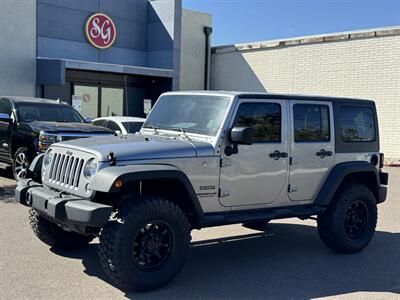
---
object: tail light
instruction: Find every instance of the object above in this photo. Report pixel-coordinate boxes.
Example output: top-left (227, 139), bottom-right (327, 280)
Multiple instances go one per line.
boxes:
top-left (379, 153), bottom-right (384, 169)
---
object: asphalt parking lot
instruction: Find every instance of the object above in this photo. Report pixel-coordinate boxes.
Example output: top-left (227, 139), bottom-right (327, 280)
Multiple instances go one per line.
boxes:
top-left (0, 167), bottom-right (399, 300)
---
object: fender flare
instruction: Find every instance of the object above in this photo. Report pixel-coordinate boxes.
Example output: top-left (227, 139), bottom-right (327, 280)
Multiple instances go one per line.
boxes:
top-left (314, 161), bottom-right (379, 206)
top-left (89, 164), bottom-right (204, 217)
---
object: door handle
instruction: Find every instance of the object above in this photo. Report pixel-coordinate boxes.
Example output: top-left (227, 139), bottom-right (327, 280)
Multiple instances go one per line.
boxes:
top-left (316, 149), bottom-right (333, 158)
top-left (269, 150), bottom-right (288, 160)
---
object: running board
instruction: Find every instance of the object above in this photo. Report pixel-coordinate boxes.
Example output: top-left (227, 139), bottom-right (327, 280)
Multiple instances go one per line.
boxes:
top-left (199, 205), bottom-right (326, 228)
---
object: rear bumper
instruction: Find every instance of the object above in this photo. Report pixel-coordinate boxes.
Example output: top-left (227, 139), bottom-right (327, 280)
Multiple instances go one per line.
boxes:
top-left (377, 186), bottom-right (387, 204)
top-left (15, 179), bottom-right (112, 227)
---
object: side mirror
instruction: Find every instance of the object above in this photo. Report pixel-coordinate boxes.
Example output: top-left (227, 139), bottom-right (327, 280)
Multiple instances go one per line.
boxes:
top-left (114, 130), bottom-right (122, 135)
top-left (230, 127), bottom-right (254, 145)
top-left (0, 113), bottom-right (11, 124)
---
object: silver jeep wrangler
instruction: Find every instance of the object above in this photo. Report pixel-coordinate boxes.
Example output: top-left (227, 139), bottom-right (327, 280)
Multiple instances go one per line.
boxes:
top-left (16, 91), bottom-right (389, 291)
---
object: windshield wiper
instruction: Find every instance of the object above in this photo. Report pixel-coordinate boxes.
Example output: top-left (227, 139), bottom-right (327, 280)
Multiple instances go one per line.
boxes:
top-left (169, 127), bottom-right (191, 140)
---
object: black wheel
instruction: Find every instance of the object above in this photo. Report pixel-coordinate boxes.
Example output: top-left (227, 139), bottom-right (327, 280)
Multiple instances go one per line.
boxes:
top-left (242, 220), bottom-right (271, 231)
top-left (317, 183), bottom-right (377, 254)
top-left (98, 195), bottom-right (191, 292)
top-left (29, 209), bottom-right (93, 250)
top-left (12, 147), bottom-right (30, 180)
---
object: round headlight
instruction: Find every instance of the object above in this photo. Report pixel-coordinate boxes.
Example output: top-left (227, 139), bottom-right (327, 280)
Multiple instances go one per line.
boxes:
top-left (83, 158), bottom-right (98, 179)
top-left (43, 149), bottom-right (54, 169)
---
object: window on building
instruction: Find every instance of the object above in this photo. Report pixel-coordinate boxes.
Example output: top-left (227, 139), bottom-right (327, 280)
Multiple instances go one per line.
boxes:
top-left (293, 104), bottom-right (330, 142)
top-left (340, 106), bottom-right (375, 142)
top-left (233, 102), bottom-right (281, 143)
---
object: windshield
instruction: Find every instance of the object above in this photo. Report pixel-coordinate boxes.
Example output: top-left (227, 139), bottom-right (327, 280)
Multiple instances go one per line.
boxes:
top-left (122, 121), bottom-right (144, 133)
top-left (143, 95), bottom-right (230, 136)
top-left (16, 103), bottom-right (84, 123)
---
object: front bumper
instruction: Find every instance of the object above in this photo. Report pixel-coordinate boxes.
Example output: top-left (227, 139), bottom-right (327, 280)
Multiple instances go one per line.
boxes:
top-left (15, 179), bottom-right (112, 227)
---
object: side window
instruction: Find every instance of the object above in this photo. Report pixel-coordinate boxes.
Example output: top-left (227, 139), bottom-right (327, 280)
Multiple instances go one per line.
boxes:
top-left (293, 104), bottom-right (330, 142)
top-left (93, 120), bottom-right (107, 128)
top-left (107, 121), bottom-right (121, 132)
top-left (340, 106), bottom-right (375, 142)
top-left (0, 100), bottom-right (12, 115)
top-left (233, 102), bottom-right (281, 143)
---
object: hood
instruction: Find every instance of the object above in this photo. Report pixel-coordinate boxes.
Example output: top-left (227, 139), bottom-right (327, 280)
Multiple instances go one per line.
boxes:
top-left (27, 121), bottom-right (112, 134)
top-left (54, 134), bottom-right (215, 161)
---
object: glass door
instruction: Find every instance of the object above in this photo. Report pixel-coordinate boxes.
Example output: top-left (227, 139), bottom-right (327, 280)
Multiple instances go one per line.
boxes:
top-left (101, 87), bottom-right (124, 117)
top-left (73, 85), bottom-right (99, 118)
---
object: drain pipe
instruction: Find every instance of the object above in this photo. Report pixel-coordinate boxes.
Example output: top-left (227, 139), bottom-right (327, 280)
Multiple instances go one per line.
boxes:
top-left (203, 26), bottom-right (213, 90)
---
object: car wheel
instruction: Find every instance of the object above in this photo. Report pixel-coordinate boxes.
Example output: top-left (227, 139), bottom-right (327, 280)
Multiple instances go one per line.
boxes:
top-left (317, 183), bottom-right (377, 254)
top-left (29, 209), bottom-right (93, 250)
top-left (12, 147), bottom-right (30, 180)
top-left (98, 195), bottom-right (191, 292)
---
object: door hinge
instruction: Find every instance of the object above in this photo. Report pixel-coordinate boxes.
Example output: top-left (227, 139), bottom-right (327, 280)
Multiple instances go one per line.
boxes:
top-left (220, 158), bottom-right (232, 167)
top-left (288, 184), bottom-right (298, 193)
top-left (218, 189), bottom-right (230, 198)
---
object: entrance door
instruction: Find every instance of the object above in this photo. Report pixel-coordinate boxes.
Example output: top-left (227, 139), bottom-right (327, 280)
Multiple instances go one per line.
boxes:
top-left (73, 85), bottom-right (124, 118)
top-left (288, 100), bottom-right (335, 201)
top-left (219, 99), bottom-right (289, 207)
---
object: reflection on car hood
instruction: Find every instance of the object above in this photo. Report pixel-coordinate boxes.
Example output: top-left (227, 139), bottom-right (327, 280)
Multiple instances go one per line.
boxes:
top-left (27, 121), bottom-right (112, 134)
top-left (54, 134), bottom-right (215, 161)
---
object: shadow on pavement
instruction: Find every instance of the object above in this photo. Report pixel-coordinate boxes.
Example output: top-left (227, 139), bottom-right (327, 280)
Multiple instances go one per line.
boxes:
top-left (51, 223), bottom-right (400, 299)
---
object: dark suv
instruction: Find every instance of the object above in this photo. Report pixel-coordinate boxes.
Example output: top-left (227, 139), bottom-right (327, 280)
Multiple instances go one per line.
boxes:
top-left (0, 96), bottom-right (112, 179)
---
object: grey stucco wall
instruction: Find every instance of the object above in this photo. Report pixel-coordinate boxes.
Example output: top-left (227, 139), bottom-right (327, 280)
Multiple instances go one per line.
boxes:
top-left (180, 9), bottom-right (211, 91)
top-left (37, 0), bottom-right (180, 72)
top-left (0, 0), bottom-right (37, 96)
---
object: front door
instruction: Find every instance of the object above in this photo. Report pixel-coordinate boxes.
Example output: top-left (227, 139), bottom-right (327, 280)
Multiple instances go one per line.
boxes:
top-left (219, 99), bottom-right (289, 207)
top-left (288, 100), bottom-right (335, 201)
top-left (0, 99), bottom-right (12, 163)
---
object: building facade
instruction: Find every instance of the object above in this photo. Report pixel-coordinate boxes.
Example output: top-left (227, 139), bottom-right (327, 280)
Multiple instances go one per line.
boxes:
top-left (212, 27), bottom-right (400, 163)
top-left (0, 0), bottom-right (211, 118)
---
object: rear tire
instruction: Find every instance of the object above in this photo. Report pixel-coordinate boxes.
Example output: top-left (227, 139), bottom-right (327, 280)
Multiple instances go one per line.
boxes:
top-left (12, 147), bottom-right (30, 180)
top-left (98, 195), bottom-right (191, 292)
top-left (29, 209), bottom-right (93, 250)
top-left (317, 183), bottom-right (377, 254)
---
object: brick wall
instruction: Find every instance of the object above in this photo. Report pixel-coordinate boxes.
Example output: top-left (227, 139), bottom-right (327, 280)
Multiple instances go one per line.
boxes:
top-left (211, 28), bottom-right (400, 163)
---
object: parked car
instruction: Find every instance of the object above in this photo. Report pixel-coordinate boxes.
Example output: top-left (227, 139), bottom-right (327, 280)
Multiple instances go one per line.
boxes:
top-left (0, 96), bottom-right (112, 179)
top-left (17, 91), bottom-right (388, 292)
top-left (92, 116), bottom-right (146, 134)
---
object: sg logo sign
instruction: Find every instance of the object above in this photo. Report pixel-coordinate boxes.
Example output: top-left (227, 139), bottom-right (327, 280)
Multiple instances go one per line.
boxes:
top-left (85, 13), bottom-right (116, 49)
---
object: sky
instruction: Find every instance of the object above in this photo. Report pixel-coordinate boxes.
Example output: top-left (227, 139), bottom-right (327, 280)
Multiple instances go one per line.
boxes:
top-left (182, 0), bottom-right (400, 46)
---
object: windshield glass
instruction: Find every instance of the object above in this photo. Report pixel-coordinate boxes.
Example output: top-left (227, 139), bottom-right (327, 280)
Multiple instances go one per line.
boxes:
top-left (16, 103), bottom-right (84, 123)
top-left (122, 121), bottom-right (144, 133)
top-left (143, 95), bottom-right (230, 136)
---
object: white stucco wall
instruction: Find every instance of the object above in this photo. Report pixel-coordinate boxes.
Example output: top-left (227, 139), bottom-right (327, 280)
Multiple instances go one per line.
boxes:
top-left (179, 9), bottom-right (211, 91)
top-left (211, 28), bottom-right (400, 163)
top-left (0, 0), bottom-right (37, 97)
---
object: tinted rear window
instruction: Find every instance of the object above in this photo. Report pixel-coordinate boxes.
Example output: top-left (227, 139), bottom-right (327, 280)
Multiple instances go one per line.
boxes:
top-left (340, 106), bottom-right (375, 142)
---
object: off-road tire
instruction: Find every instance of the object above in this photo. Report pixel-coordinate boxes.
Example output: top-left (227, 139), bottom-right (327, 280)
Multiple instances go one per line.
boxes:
top-left (29, 209), bottom-right (93, 249)
top-left (242, 220), bottom-right (271, 231)
top-left (12, 147), bottom-right (30, 180)
top-left (317, 183), bottom-right (377, 254)
top-left (98, 195), bottom-right (191, 292)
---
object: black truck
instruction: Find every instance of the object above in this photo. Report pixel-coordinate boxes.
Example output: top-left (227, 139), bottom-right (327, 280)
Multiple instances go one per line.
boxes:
top-left (0, 96), bottom-right (112, 179)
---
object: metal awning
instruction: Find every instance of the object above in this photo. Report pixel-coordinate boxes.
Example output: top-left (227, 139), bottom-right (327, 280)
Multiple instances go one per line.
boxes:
top-left (37, 57), bottom-right (173, 85)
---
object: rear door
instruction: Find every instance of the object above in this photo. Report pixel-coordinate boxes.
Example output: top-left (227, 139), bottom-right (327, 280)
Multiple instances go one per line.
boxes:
top-left (288, 100), bottom-right (335, 201)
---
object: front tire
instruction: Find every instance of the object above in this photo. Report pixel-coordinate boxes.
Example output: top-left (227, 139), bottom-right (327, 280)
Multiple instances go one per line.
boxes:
top-left (98, 196), bottom-right (191, 292)
top-left (29, 209), bottom-right (93, 250)
top-left (317, 183), bottom-right (377, 254)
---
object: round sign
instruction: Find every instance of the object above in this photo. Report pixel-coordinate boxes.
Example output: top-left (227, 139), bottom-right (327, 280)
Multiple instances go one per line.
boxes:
top-left (85, 13), bottom-right (116, 49)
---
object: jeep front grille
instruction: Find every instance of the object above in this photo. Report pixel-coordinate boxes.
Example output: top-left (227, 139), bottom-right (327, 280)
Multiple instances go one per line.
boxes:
top-left (49, 153), bottom-right (84, 188)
